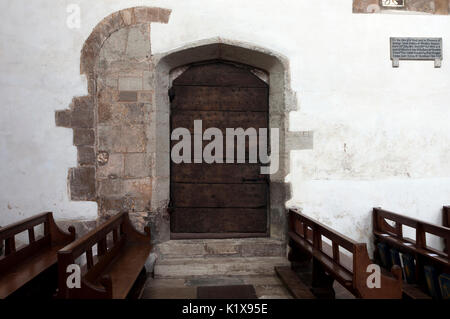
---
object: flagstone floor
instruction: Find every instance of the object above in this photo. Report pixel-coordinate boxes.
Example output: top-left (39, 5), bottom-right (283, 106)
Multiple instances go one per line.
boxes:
top-left (140, 275), bottom-right (293, 299)
top-left (140, 274), bottom-right (355, 299)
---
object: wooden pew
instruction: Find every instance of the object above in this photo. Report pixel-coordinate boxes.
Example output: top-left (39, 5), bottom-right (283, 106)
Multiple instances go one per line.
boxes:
top-left (444, 206), bottom-right (450, 253)
top-left (57, 212), bottom-right (151, 299)
top-left (373, 208), bottom-right (450, 299)
top-left (0, 212), bottom-right (76, 299)
top-left (288, 209), bottom-right (403, 299)
top-left (444, 206), bottom-right (450, 229)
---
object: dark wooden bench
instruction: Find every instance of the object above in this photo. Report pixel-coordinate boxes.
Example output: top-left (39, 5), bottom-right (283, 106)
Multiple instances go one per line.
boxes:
top-left (287, 209), bottom-right (402, 299)
top-left (444, 206), bottom-right (450, 253)
top-left (57, 212), bottom-right (152, 299)
top-left (0, 212), bottom-right (76, 299)
top-left (373, 208), bottom-right (450, 299)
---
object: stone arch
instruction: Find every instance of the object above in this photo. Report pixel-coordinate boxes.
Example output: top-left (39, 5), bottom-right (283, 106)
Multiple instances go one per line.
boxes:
top-left (55, 7), bottom-right (312, 244)
top-left (55, 7), bottom-right (171, 235)
top-left (80, 7), bottom-right (171, 81)
top-left (152, 39), bottom-right (313, 243)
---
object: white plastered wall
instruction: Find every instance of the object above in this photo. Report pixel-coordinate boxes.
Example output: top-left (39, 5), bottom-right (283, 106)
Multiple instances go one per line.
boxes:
top-left (1, 0), bottom-right (449, 249)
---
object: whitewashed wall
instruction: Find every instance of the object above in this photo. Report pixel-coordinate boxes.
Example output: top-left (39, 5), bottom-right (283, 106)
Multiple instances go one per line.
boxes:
top-left (1, 0), bottom-right (449, 249)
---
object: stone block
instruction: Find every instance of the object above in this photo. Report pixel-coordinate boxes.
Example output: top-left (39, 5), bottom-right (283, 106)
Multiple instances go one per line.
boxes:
top-left (126, 24), bottom-right (151, 60)
top-left (205, 242), bottom-right (239, 256)
top-left (138, 91), bottom-right (153, 103)
top-left (97, 126), bottom-right (118, 151)
top-left (73, 128), bottom-right (94, 146)
top-left (119, 9), bottom-right (135, 26)
top-left (150, 176), bottom-right (170, 209)
top-left (69, 167), bottom-right (96, 201)
top-left (119, 77), bottom-right (143, 91)
top-left (99, 27), bottom-right (128, 64)
top-left (147, 208), bottom-right (170, 243)
top-left (102, 196), bottom-right (150, 213)
top-left (77, 146), bottom-right (95, 166)
top-left (98, 99), bottom-right (112, 123)
top-left (158, 8), bottom-right (172, 23)
top-left (123, 177), bottom-right (152, 199)
top-left (143, 71), bottom-right (154, 90)
top-left (406, 0), bottom-right (435, 14)
top-left (97, 75), bottom-right (118, 90)
top-left (97, 153), bottom-right (123, 178)
top-left (98, 179), bottom-right (123, 197)
top-left (119, 91), bottom-right (138, 102)
top-left (352, 0), bottom-right (379, 13)
top-left (240, 241), bottom-right (285, 257)
top-left (435, 0), bottom-right (449, 14)
top-left (124, 103), bottom-right (146, 124)
top-left (100, 103), bottom-right (145, 125)
top-left (99, 196), bottom-right (146, 213)
top-left (98, 125), bottom-right (146, 153)
top-left (71, 96), bottom-right (94, 128)
top-left (121, 103), bottom-right (146, 124)
top-left (108, 60), bottom-right (151, 74)
top-left (98, 88), bottom-right (118, 104)
top-left (55, 110), bottom-right (72, 128)
top-left (154, 257), bottom-right (289, 278)
top-left (124, 153), bottom-right (151, 178)
top-left (132, 7), bottom-right (171, 24)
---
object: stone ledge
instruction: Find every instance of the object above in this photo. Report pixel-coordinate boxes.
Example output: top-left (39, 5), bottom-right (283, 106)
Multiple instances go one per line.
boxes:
top-left (157, 238), bottom-right (287, 259)
top-left (353, 0), bottom-right (449, 14)
top-left (154, 257), bottom-right (290, 278)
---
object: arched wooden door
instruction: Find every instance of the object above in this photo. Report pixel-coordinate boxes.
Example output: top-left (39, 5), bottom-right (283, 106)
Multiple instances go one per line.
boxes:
top-left (170, 61), bottom-right (269, 239)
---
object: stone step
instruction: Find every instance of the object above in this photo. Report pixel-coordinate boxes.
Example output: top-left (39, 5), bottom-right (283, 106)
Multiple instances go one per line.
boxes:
top-left (156, 238), bottom-right (286, 259)
top-left (154, 256), bottom-right (290, 278)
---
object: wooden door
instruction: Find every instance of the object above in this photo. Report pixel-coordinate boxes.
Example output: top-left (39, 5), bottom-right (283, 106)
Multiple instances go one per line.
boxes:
top-left (170, 61), bottom-right (269, 239)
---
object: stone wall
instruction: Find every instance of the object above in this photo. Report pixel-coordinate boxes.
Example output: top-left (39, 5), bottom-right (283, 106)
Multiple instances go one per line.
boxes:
top-left (56, 7), bottom-right (313, 243)
top-left (55, 7), bottom-right (171, 237)
top-left (2, 0), bottom-right (450, 250)
top-left (353, 0), bottom-right (450, 14)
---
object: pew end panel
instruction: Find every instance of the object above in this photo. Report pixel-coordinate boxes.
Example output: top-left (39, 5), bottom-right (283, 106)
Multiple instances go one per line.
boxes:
top-left (288, 209), bottom-right (402, 299)
top-left (0, 212), bottom-right (76, 298)
top-left (373, 207), bottom-right (450, 297)
top-left (443, 206), bottom-right (450, 229)
top-left (353, 243), bottom-right (403, 299)
top-left (57, 212), bottom-right (151, 299)
top-left (444, 206), bottom-right (450, 253)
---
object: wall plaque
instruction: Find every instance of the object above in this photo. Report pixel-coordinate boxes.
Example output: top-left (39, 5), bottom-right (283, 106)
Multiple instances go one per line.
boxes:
top-left (390, 37), bottom-right (443, 68)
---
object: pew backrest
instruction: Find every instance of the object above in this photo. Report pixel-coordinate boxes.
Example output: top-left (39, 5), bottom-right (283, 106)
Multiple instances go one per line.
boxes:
top-left (289, 209), bottom-right (402, 298)
top-left (373, 208), bottom-right (450, 268)
top-left (0, 212), bottom-right (75, 274)
top-left (444, 206), bottom-right (450, 228)
top-left (444, 206), bottom-right (450, 253)
top-left (57, 212), bottom-right (151, 299)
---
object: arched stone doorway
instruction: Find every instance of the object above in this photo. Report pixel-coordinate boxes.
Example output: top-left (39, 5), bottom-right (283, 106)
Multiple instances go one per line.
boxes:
top-left (154, 40), bottom-right (304, 244)
top-left (169, 60), bottom-right (270, 239)
top-left (55, 7), bottom-right (312, 247)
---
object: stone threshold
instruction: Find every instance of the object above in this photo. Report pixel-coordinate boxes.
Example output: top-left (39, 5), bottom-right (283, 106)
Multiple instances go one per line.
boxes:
top-left (155, 237), bottom-right (287, 259)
